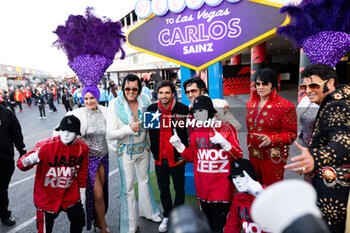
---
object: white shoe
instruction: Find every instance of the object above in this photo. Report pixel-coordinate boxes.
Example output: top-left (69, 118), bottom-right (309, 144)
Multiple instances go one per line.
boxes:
top-left (151, 215), bottom-right (162, 223)
top-left (39, 117), bottom-right (42, 119)
top-left (158, 218), bottom-right (168, 232)
top-left (43, 116), bottom-right (46, 119)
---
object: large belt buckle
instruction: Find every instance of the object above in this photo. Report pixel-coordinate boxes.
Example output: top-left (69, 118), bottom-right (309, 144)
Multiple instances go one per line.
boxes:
top-left (270, 148), bottom-right (280, 158)
top-left (253, 149), bottom-right (261, 159)
top-left (322, 167), bottom-right (337, 187)
top-left (270, 148), bottom-right (283, 164)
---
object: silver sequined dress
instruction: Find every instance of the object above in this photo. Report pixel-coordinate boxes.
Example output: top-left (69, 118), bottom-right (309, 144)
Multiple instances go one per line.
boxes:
top-left (83, 108), bottom-right (108, 157)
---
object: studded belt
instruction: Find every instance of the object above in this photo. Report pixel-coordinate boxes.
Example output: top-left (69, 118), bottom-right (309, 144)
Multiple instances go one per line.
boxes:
top-left (317, 166), bottom-right (350, 188)
top-left (249, 147), bottom-right (288, 164)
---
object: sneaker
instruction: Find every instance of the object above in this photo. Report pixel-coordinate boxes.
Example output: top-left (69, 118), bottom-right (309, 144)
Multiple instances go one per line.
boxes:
top-left (1, 216), bottom-right (16, 226)
top-left (43, 116), bottom-right (46, 119)
top-left (151, 215), bottom-right (162, 223)
top-left (158, 218), bottom-right (168, 232)
top-left (39, 117), bottom-right (42, 119)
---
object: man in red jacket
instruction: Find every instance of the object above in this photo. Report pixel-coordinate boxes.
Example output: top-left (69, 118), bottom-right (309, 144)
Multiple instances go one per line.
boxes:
top-left (246, 68), bottom-right (297, 186)
top-left (170, 95), bottom-right (243, 233)
top-left (17, 115), bottom-right (89, 233)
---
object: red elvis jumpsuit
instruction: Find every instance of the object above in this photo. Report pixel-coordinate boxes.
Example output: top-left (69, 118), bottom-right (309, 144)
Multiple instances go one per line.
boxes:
top-left (246, 89), bottom-right (297, 186)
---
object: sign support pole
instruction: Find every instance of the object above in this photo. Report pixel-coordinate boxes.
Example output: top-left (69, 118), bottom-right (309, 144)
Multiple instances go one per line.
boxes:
top-left (180, 65), bottom-right (196, 105)
top-left (250, 42), bottom-right (266, 91)
top-left (208, 62), bottom-right (223, 99)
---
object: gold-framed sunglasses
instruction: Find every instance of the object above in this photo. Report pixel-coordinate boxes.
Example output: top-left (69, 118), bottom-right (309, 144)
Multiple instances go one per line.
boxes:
top-left (299, 80), bottom-right (327, 92)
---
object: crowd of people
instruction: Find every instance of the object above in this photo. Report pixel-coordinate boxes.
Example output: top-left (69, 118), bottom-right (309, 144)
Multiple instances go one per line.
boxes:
top-left (1, 3), bottom-right (349, 233)
top-left (1, 64), bottom-right (348, 233)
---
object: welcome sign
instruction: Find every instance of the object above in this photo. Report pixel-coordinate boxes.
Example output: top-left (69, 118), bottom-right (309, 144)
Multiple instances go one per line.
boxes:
top-left (127, 0), bottom-right (289, 71)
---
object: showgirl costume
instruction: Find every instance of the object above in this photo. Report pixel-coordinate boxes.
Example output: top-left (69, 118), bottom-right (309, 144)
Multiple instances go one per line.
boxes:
top-left (53, 7), bottom-right (126, 230)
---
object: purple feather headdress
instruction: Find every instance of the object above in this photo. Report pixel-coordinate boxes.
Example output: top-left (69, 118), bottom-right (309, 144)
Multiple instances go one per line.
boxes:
top-left (277, 0), bottom-right (350, 67)
top-left (53, 7), bottom-right (126, 99)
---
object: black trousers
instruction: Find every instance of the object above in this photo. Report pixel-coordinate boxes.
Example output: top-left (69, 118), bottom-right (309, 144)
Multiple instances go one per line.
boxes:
top-left (26, 98), bottom-right (32, 106)
top-left (38, 105), bottom-right (46, 117)
top-left (155, 159), bottom-right (185, 217)
top-left (64, 103), bottom-right (72, 112)
top-left (16, 101), bottom-right (22, 111)
top-left (48, 101), bottom-right (57, 112)
top-left (0, 161), bottom-right (15, 219)
top-left (36, 201), bottom-right (85, 233)
top-left (199, 200), bottom-right (230, 233)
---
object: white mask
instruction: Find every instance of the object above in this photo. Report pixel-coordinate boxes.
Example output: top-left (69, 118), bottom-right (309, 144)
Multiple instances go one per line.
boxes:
top-left (59, 130), bottom-right (77, 145)
top-left (232, 172), bottom-right (251, 193)
top-left (193, 109), bottom-right (208, 123)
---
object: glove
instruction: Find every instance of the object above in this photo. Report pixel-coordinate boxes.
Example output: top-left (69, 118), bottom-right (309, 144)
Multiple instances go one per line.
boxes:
top-left (210, 132), bottom-right (232, 151)
top-left (22, 150), bottom-right (40, 167)
top-left (243, 171), bottom-right (264, 197)
top-left (169, 129), bottom-right (185, 153)
top-left (80, 188), bottom-right (86, 206)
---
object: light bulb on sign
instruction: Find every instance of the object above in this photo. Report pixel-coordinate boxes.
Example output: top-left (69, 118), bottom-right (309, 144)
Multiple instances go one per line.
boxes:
top-left (151, 0), bottom-right (168, 16)
top-left (185, 0), bottom-right (205, 10)
top-left (168, 0), bottom-right (186, 13)
top-left (135, 0), bottom-right (152, 19)
top-left (205, 0), bottom-right (224, 7)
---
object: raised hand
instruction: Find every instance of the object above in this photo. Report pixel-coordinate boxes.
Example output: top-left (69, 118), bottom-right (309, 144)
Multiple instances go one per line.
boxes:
top-left (210, 131), bottom-right (232, 151)
top-left (243, 171), bottom-right (263, 197)
top-left (129, 115), bottom-right (142, 132)
top-left (169, 129), bottom-right (185, 153)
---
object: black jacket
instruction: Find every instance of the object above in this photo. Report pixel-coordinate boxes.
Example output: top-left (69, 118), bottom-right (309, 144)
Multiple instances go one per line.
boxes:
top-left (148, 101), bottom-right (189, 164)
top-left (0, 104), bottom-right (26, 163)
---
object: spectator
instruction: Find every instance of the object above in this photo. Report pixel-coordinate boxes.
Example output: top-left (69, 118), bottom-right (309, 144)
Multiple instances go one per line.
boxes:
top-left (0, 103), bottom-right (26, 226)
top-left (35, 91), bottom-right (46, 119)
top-left (62, 88), bottom-right (73, 112)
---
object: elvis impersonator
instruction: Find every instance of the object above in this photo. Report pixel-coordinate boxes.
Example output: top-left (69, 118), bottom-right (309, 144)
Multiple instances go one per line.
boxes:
top-left (17, 115), bottom-right (89, 233)
top-left (170, 95), bottom-right (243, 233)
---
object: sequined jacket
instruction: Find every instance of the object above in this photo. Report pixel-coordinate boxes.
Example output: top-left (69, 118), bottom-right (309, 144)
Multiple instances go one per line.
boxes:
top-left (309, 85), bottom-right (350, 187)
top-left (246, 90), bottom-right (297, 161)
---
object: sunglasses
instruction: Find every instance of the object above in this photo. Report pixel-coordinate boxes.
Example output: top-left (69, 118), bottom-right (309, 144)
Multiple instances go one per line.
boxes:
top-left (299, 80), bottom-right (327, 91)
top-left (254, 81), bottom-right (270, 87)
top-left (185, 89), bottom-right (199, 95)
top-left (124, 87), bottom-right (139, 92)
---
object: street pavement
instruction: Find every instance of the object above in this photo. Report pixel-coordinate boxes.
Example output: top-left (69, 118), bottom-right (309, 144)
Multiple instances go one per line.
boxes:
top-left (1, 85), bottom-right (302, 233)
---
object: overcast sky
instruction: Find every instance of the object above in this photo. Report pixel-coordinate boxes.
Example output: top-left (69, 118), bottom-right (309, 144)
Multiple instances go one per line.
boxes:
top-left (0, 0), bottom-right (294, 76)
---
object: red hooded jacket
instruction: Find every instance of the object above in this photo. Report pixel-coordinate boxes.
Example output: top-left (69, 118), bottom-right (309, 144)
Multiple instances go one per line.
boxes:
top-left (17, 136), bottom-right (89, 213)
top-left (224, 192), bottom-right (270, 233)
top-left (181, 122), bottom-right (242, 202)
